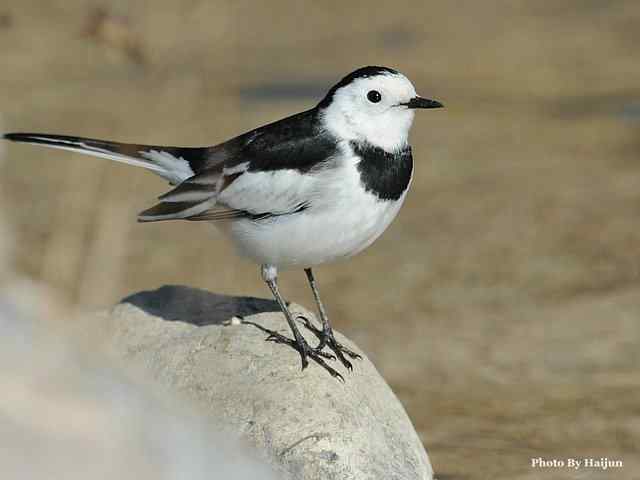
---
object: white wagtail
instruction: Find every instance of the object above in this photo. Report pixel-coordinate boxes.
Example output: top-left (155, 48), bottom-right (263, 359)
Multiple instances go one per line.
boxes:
top-left (3, 66), bottom-right (443, 380)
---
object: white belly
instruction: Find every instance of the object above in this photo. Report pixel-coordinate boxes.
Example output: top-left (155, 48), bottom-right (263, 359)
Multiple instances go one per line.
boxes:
top-left (226, 161), bottom-right (409, 268)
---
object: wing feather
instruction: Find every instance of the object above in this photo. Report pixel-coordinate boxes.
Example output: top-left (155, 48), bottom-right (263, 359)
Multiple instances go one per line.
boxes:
top-left (136, 107), bottom-right (339, 223)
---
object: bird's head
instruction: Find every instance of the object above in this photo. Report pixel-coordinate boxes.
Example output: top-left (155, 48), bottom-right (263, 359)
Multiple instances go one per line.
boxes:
top-left (318, 66), bottom-right (442, 152)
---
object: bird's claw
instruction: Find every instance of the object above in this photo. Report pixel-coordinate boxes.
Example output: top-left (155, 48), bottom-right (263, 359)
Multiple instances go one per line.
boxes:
top-left (247, 318), bottom-right (347, 380)
top-left (265, 331), bottom-right (335, 360)
top-left (295, 315), bottom-right (362, 370)
top-left (296, 314), bottom-right (322, 335)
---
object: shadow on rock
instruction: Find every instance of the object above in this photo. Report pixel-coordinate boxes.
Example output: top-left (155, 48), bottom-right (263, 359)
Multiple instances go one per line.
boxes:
top-left (122, 285), bottom-right (281, 326)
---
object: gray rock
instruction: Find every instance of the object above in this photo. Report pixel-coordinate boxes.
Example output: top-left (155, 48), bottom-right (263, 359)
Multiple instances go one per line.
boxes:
top-left (102, 285), bottom-right (434, 480)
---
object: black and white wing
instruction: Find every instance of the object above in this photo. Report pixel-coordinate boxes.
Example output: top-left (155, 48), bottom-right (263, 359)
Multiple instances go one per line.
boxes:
top-left (138, 108), bottom-right (339, 223)
top-left (3, 108), bottom-right (339, 223)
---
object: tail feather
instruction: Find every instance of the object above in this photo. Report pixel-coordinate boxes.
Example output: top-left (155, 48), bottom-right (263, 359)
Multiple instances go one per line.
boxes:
top-left (3, 132), bottom-right (234, 224)
top-left (139, 168), bottom-right (222, 221)
top-left (2, 133), bottom-right (212, 185)
top-left (137, 198), bottom-right (217, 223)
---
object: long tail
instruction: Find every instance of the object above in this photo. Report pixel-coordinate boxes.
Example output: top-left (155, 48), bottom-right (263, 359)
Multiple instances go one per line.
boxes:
top-left (2, 132), bottom-right (212, 185)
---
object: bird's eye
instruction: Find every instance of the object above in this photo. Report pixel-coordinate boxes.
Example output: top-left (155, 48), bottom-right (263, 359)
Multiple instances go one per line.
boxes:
top-left (367, 90), bottom-right (382, 103)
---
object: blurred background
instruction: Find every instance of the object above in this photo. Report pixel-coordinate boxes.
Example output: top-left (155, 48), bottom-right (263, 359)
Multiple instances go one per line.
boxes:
top-left (1, 1), bottom-right (638, 478)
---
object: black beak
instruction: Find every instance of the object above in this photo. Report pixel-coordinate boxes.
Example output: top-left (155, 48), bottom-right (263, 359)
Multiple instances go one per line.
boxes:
top-left (404, 96), bottom-right (444, 109)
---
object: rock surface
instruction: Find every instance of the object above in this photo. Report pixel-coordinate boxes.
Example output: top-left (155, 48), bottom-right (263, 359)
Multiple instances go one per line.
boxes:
top-left (100, 285), bottom-right (434, 480)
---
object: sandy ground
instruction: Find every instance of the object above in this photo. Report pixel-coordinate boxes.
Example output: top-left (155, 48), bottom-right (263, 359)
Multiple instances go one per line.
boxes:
top-left (1, 1), bottom-right (638, 478)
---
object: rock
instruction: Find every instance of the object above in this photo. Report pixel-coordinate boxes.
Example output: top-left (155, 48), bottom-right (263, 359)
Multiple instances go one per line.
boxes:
top-left (100, 285), bottom-right (434, 480)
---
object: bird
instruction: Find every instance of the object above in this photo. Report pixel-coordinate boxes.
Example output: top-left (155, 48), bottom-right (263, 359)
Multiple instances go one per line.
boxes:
top-left (2, 66), bottom-right (443, 380)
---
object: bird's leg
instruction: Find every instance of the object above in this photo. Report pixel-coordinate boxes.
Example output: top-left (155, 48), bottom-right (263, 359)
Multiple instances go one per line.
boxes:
top-left (303, 268), bottom-right (362, 370)
top-left (260, 265), bottom-right (343, 380)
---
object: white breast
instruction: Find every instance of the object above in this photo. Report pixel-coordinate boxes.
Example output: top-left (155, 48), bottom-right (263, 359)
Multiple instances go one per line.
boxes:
top-left (225, 149), bottom-right (410, 268)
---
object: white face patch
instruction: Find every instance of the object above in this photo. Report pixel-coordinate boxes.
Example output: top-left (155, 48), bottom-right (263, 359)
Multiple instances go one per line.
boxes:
top-left (320, 72), bottom-right (418, 151)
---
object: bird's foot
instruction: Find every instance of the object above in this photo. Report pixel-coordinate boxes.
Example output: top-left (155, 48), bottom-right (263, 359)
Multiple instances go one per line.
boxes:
top-left (264, 331), bottom-right (335, 361)
top-left (263, 330), bottom-right (343, 381)
top-left (296, 315), bottom-right (362, 371)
